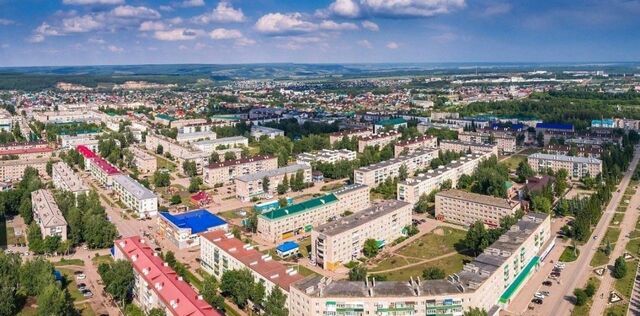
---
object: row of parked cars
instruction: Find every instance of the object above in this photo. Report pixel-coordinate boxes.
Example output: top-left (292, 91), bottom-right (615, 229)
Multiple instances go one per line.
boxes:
top-left (74, 271), bottom-right (93, 298)
top-left (531, 262), bottom-right (564, 306)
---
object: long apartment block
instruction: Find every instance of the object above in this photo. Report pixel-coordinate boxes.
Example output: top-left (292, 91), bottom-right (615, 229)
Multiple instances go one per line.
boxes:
top-left (435, 190), bottom-right (521, 228)
top-left (311, 200), bottom-right (412, 271)
top-left (357, 131), bottom-right (401, 153)
top-left (31, 189), bottom-right (67, 241)
top-left (0, 141), bottom-right (53, 160)
top-left (112, 174), bottom-right (158, 218)
top-left (394, 135), bottom-right (438, 157)
top-left (329, 128), bottom-right (372, 145)
top-left (354, 149), bottom-right (439, 187)
top-left (439, 140), bottom-right (499, 157)
top-left (203, 155), bottom-right (278, 186)
top-left (397, 152), bottom-right (492, 204)
top-left (296, 149), bottom-right (357, 165)
top-left (145, 133), bottom-right (209, 173)
top-left (235, 164), bottom-right (312, 202)
top-left (458, 131), bottom-right (516, 153)
top-left (0, 157), bottom-right (48, 182)
top-left (129, 146), bottom-right (158, 173)
top-left (52, 162), bottom-right (89, 197)
top-left (289, 213), bottom-right (551, 316)
top-left (527, 153), bottom-right (602, 180)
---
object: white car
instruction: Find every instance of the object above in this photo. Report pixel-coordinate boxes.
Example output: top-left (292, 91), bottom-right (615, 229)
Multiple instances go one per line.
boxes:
top-left (76, 274), bottom-right (86, 280)
top-left (534, 292), bottom-right (545, 299)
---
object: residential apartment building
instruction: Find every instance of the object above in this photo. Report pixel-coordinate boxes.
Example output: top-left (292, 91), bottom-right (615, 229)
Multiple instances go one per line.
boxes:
top-left (374, 118), bottom-right (407, 133)
top-left (31, 189), bottom-right (67, 241)
top-left (200, 230), bottom-right (303, 302)
top-left (176, 131), bottom-right (217, 144)
top-left (394, 135), bottom-right (438, 157)
top-left (87, 156), bottom-right (120, 187)
top-left (170, 118), bottom-right (208, 129)
top-left (458, 131), bottom-right (516, 154)
top-left (203, 155), bottom-right (278, 186)
top-left (112, 174), bottom-right (158, 218)
top-left (113, 236), bottom-right (221, 316)
top-left (145, 134), bottom-right (209, 173)
top-left (528, 153), bottom-right (602, 180)
top-left (544, 144), bottom-right (603, 158)
top-left (289, 213), bottom-right (551, 316)
top-left (52, 162), bottom-right (89, 197)
top-left (435, 190), bottom-right (521, 228)
top-left (357, 131), bottom-right (401, 153)
top-left (417, 121), bottom-right (464, 134)
top-left (129, 146), bottom-right (157, 173)
top-left (330, 183), bottom-right (371, 215)
top-left (235, 164), bottom-right (312, 202)
top-left (0, 141), bottom-right (53, 160)
top-left (329, 128), bottom-right (372, 145)
top-left (60, 134), bottom-right (100, 151)
top-left (251, 125), bottom-right (285, 139)
top-left (439, 140), bottom-right (499, 157)
top-left (0, 109), bottom-right (12, 131)
top-left (178, 122), bottom-right (215, 134)
top-left (33, 110), bottom-right (103, 124)
top-left (0, 157), bottom-right (48, 182)
top-left (76, 145), bottom-right (97, 171)
top-left (354, 149), bottom-right (439, 187)
top-left (397, 152), bottom-right (492, 204)
top-left (193, 136), bottom-right (249, 153)
top-left (296, 149), bottom-right (357, 165)
top-left (311, 200), bottom-right (412, 271)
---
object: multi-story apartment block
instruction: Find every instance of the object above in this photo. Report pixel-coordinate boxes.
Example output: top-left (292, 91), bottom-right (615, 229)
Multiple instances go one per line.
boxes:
top-left (331, 183), bottom-right (371, 214)
top-left (296, 149), bottom-right (357, 165)
top-left (397, 152), bottom-right (492, 204)
top-left (33, 110), bottom-right (104, 124)
top-left (439, 140), bottom-right (499, 157)
top-left (203, 155), bottom-right (278, 186)
top-left (178, 122), bottom-right (215, 134)
top-left (394, 135), bottom-right (438, 157)
top-left (31, 189), bottom-right (67, 241)
top-left (175, 131), bottom-right (217, 144)
top-left (329, 128), bottom-right (373, 145)
top-left (0, 157), bottom-right (48, 182)
top-left (112, 174), bottom-right (158, 218)
top-left (193, 136), bottom-right (249, 153)
top-left (200, 230), bottom-right (303, 302)
top-left (528, 153), bottom-right (602, 180)
top-left (129, 146), bottom-right (157, 173)
top-left (170, 118), bottom-right (208, 129)
top-left (0, 109), bottom-right (12, 131)
top-left (60, 134), bottom-right (100, 151)
top-left (374, 118), bottom-right (407, 133)
top-left (435, 190), bottom-right (521, 228)
top-left (0, 141), bottom-right (53, 160)
top-left (52, 162), bottom-right (89, 197)
top-left (544, 144), bottom-right (603, 158)
top-left (311, 200), bottom-right (412, 271)
top-left (145, 134), bottom-right (209, 173)
top-left (251, 125), bottom-right (285, 139)
top-left (357, 131), bottom-right (401, 153)
top-left (235, 164), bottom-right (312, 202)
top-left (354, 149), bottom-right (439, 187)
top-left (289, 213), bottom-right (551, 316)
top-left (87, 156), bottom-right (120, 187)
top-left (113, 236), bottom-right (221, 316)
top-left (458, 131), bottom-right (516, 154)
top-left (417, 121), bottom-right (464, 134)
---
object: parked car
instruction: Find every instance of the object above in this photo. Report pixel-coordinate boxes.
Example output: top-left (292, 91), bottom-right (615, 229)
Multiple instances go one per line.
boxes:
top-left (76, 274), bottom-right (86, 280)
top-left (82, 290), bottom-right (93, 298)
top-left (543, 280), bottom-right (553, 286)
top-left (541, 291), bottom-right (550, 296)
top-left (534, 292), bottom-right (545, 299)
top-left (532, 298), bottom-right (543, 305)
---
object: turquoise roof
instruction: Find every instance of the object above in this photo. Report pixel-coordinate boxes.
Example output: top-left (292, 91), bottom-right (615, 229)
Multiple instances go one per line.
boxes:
top-left (260, 194), bottom-right (338, 220)
top-left (156, 114), bottom-right (175, 121)
top-left (376, 118), bottom-right (407, 126)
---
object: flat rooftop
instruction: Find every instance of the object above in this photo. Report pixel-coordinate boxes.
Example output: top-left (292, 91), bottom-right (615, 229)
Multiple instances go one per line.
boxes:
top-left (528, 153), bottom-right (601, 164)
top-left (112, 174), bottom-right (156, 200)
top-left (160, 209), bottom-right (226, 234)
top-left (206, 155), bottom-right (275, 170)
top-left (436, 189), bottom-right (519, 209)
top-left (332, 183), bottom-right (368, 197)
top-left (400, 153), bottom-right (489, 185)
top-left (194, 136), bottom-right (247, 145)
top-left (52, 162), bottom-right (88, 193)
top-left (355, 149), bottom-right (438, 172)
top-left (315, 200), bottom-right (410, 236)
top-left (260, 194), bottom-right (338, 221)
top-left (235, 164), bottom-right (309, 182)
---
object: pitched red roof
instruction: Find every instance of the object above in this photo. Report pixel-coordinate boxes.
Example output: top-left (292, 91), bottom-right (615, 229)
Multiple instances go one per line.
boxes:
top-left (76, 145), bottom-right (97, 158)
top-left (191, 191), bottom-right (210, 202)
top-left (90, 156), bottom-right (120, 175)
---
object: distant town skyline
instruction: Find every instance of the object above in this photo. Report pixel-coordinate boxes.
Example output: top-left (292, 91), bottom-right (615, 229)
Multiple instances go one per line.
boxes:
top-left (0, 0), bottom-right (639, 67)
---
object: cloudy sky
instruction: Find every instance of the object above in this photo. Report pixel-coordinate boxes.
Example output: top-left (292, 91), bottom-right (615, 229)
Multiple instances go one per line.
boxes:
top-left (0, 0), bottom-right (639, 66)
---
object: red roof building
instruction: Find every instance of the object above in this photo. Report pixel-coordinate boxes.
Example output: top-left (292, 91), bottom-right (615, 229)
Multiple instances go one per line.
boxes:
top-left (90, 156), bottom-right (120, 175)
top-left (190, 191), bottom-right (211, 207)
top-left (76, 145), bottom-right (97, 159)
top-left (113, 236), bottom-right (222, 316)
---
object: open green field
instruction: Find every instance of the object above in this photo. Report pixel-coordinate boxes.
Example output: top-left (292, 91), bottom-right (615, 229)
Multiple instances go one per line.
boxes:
top-left (396, 227), bottom-right (466, 260)
top-left (156, 156), bottom-right (176, 172)
top-left (370, 255), bottom-right (423, 272)
top-left (372, 253), bottom-right (471, 281)
top-left (502, 155), bottom-right (527, 171)
top-left (570, 277), bottom-right (601, 316)
top-left (559, 246), bottom-right (579, 262)
top-left (590, 249), bottom-right (610, 267)
top-left (614, 259), bottom-right (639, 300)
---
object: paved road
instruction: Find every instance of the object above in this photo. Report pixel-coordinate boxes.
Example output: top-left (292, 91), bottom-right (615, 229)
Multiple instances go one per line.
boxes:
top-left (545, 147), bottom-right (640, 316)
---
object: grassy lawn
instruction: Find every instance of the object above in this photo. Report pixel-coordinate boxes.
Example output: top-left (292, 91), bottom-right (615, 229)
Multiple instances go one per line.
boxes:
top-left (559, 246), bottom-right (579, 262)
top-left (91, 255), bottom-right (114, 266)
top-left (604, 304), bottom-right (627, 316)
top-left (570, 277), bottom-right (601, 316)
top-left (54, 258), bottom-right (85, 266)
top-left (396, 227), bottom-right (467, 260)
top-left (590, 249), bottom-right (610, 267)
top-left (614, 259), bottom-right (638, 300)
top-left (372, 253), bottom-right (471, 281)
top-left (370, 255), bottom-right (423, 272)
top-left (156, 156), bottom-right (176, 172)
top-left (298, 238), bottom-right (311, 258)
top-left (502, 155), bottom-right (527, 171)
top-left (611, 212), bottom-right (625, 226)
top-left (77, 303), bottom-right (96, 316)
top-left (57, 268), bottom-right (88, 302)
top-left (602, 227), bottom-right (621, 245)
top-left (626, 238), bottom-right (640, 257)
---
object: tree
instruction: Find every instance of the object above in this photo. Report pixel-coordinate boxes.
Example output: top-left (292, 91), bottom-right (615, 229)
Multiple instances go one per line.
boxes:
top-left (201, 275), bottom-right (225, 310)
top-left (209, 152), bottom-right (220, 163)
top-left (516, 160), bottom-right (535, 182)
top-left (348, 265), bottom-right (367, 281)
top-left (363, 238), bottom-right (379, 258)
top-left (148, 308), bottom-right (165, 316)
top-left (27, 221), bottom-right (43, 253)
top-left (164, 251), bottom-right (177, 268)
top-left (555, 169), bottom-right (569, 196)
top-left (182, 160), bottom-right (198, 177)
top-left (19, 257), bottom-right (55, 296)
top-left (36, 284), bottom-right (77, 316)
top-left (156, 144), bottom-right (163, 154)
top-left (463, 221), bottom-right (489, 256)
top-left (249, 281), bottom-right (266, 307)
top-left (530, 195), bottom-right (552, 213)
top-left (413, 193), bottom-right (432, 214)
top-left (573, 288), bottom-right (588, 306)
top-left (220, 269), bottom-right (254, 309)
top-left (281, 175), bottom-right (289, 192)
top-left (613, 256), bottom-right (627, 279)
top-left (585, 281), bottom-right (596, 297)
top-left (98, 260), bottom-right (135, 306)
top-left (262, 176), bottom-right (270, 193)
top-left (170, 194), bottom-right (182, 205)
top-left (464, 308), bottom-right (488, 316)
top-left (422, 267), bottom-right (446, 280)
top-left (188, 177), bottom-right (203, 193)
top-left (398, 164), bottom-right (408, 181)
top-left (224, 151), bottom-right (237, 161)
top-left (153, 171), bottom-right (171, 187)
top-left (264, 287), bottom-right (289, 316)
top-left (278, 197), bottom-right (288, 208)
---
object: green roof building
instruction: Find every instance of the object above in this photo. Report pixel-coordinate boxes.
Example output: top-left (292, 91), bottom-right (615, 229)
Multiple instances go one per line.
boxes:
top-left (374, 118), bottom-right (407, 133)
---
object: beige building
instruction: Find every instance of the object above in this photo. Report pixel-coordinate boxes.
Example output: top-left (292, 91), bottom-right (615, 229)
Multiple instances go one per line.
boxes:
top-left (111, 174), bottom-right (158, 218)
top-left (128, 146), bottom-right (157, 174)
top-left (439, 140), bottom-right (499, 157)
top-left (235, 164), bottom-right (311, 202)
top-left (193, 136), bottom-right (249, 153)
top-left (357, 131), bottom-right (401, 152)
top-left (0, 157), bottom-right (48, 182)
top-left (289, 213), bottom-right (551, 316)
top-left (0, 141), bottom-right (53, 160)
top-left (170, 118), bottom-right (208, 129)
top-left (311, 200), bottom-right (412, 271)
top-left (397, 152), bottom-right (492, 204)
top-left (296, 149), bottom-right (357, 165)
top-left (175, 131), bottom-right (217, 144)
top-left (203, 155), bottom-right (278, 186)
top-left (394, 135), bottom-right (438, 157)
top-left (329, 128), bottom-right (372, 145)
top-left (51, 162), bottom-right (89, 197)
top-left (31, 189), bottom-right (67, 241)
top-left (458, 131), bottom-right (516, 154)
top-left (528, 153), bottom-right (602, 180)
top-left (435, 190), bottom-right (521, 228)
top-left (332, 184), bottom-right (371, 214)
top-left (354, 149), bottom-right (439, 187)
top-left (145, 133), bottom-right (209, 173)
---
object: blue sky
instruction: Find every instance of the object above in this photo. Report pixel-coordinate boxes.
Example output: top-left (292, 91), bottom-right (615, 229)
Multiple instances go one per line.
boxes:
top-left (0, 0), bottom-right (639, 66)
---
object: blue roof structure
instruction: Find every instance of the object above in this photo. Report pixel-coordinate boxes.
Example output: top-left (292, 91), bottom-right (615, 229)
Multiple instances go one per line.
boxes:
top-left (160, 209), bottom-right (226, 234)
top-left (276, 241), bottom-right (299, 253)
top-left (535, 122), bottom-right (574, 130)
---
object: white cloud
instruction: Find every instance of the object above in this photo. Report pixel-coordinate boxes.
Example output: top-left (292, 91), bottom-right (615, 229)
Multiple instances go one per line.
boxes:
top-left (154, 28), bottom-right (202, 41)
top-left (234, 37), bottom-right (256, 46)
top-left (255, 13), bottom-right (317, 35)
top-left (63, 0), bottom-right (124, 5)
top-left (386, 41), bottom-right (399, 49)
top-left (111, 5), bottom-right (161, 19)
top-left (29, 22), bottom-right (62, 42)
top-left (192, 2), bottom-right (245, 24)
top-left (88, 37), bottom-right (106, 44)
top-left (209, 28), bottom-right (243, 40)
top-left (357, 39), bottom-right (372, 48)
top-left (480, 2), bottom-right (512, 17)
top-left (361, 20), bottom-right (379, 31)
top-left (168, 17), bottom-right (184, 25)
top-left (61, 15), bottom-right (103, 33)
top-left (0, 18), bottom-right (15, 26)
top-left (180, 0), bottom-right (205, 8)
top-left (319, 20), bottom-right (358, 31)
top-left (107, 45), bottom-right (124, 52)
top-left (329, 0), bottom-right (465, 18)
top-left (139, 21), bottom-right (166, 31)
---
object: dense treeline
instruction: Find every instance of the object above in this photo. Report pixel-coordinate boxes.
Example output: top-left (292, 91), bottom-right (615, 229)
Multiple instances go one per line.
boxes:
top-left (263, 118), bottom-right (340, 139)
